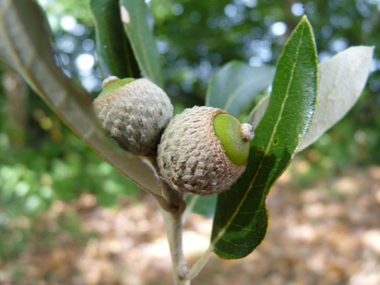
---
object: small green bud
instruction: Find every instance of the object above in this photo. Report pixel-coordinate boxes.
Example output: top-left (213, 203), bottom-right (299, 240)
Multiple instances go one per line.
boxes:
top-left (98, 76), bottom-right (135, 97)
top-left (213, 114), bottom-right (254, 166)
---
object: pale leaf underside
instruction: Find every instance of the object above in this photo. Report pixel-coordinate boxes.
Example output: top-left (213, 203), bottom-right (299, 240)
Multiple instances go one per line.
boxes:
top-left (0, 0), bottom-right (161, 195)
top-left (248, 46), bottom-right (374, 152)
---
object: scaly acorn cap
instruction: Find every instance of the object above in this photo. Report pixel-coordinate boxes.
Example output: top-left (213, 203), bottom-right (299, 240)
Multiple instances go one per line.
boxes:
top-left (93, 77), bottom-right (173, 156)
top-left (157, 106), bottom-right (254, 196)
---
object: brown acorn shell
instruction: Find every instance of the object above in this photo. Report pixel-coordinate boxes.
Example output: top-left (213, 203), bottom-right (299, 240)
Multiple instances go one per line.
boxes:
top-left (157, 106), bottom-right (247, 196)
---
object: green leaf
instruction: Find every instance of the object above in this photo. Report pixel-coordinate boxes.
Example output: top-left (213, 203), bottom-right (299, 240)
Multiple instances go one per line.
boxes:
top-left (248, 47), bottom-right (374, 150)
top-left (206, 60), bottom-right (275, 118)
top-left (299, 46), bottom-right (374, 151)
top-left (185, 195), bottom-right (217, 218)
top-left (90, 0), bottom-right (140, 79)
top-left (211, 15), bottom-right (318, 259)
top-left (119, 0), bottom-right (163, 87)
top-left (0, 0), bottom-right (161, 196)
top-left (247, 93), bottom-right (270, 128)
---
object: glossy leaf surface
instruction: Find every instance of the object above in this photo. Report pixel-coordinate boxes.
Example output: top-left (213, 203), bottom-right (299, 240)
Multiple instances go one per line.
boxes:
top-left (211, 16), bottom-right (318, 259)
top-left (90, 0), bottom-right (140, 79)
top-left (206, 61), bottom-right (275, 118)
top-left (120, 0), bottom-right (163, 87)
top-left (248, 47), bottom-right (373, 151)
top-left (0, 0), bottom-right (161, 196)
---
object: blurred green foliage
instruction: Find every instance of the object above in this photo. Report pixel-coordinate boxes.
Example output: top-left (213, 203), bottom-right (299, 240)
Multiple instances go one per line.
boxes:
top-left (150, 0), bottom-right (380, 185)
top-left (0, 108), bottom-right (139, 214)
top-left (0, 0), bottom-right (379, 264)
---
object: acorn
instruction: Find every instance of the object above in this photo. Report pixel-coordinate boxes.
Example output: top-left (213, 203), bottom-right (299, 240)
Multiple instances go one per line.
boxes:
top-left (93, 76), bottom-right (173, 156)
top-left (157, 106), bottom-right (254, 196)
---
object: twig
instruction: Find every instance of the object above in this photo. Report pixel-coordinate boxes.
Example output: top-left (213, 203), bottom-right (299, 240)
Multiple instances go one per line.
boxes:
top-left (153, 182), bottom-right (189, 284)
top-left (161, 208), bottom-right (190, 284)
top-left (185, 244), bottom-right (214, 280)
top-left (181, 195), bottom-right (199, 225)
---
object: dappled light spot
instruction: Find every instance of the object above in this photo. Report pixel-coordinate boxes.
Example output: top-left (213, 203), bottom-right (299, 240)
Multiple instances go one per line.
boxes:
top-left (120, 5), bottom-right (130, 24)
top-left (75, 54), bottom-right (94, 70)
top-left (291, 3), bottom-right (304, 16)
top-left (332, 176), bottom-right (360, 196)
top-left (60, 16), bottom-right (76, 31)
top-left (362, 230), bottom-right (380, 254)
top-left (271, 22), bottom-right (287, 36)
top-left (293, 159), bottom-right (311, 175)
top-left (172, 4), bottom-right (183, 16)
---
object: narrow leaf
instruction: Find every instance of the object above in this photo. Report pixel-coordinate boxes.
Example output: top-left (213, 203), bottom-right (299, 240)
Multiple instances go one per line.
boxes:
top-left (248, 93), bottom-right (270, 128)
top-left (119, 0), bottom-right (163, 87)
top-left (0, 0), bottom-right (161, 195)
top-left (90, 0), bottom-right (140, 79)
top-left (206, 61), bottom-right (275, 118)
top-left (211, 16), bottom-right (318, 259)
top-left (248, 47), bottom-right (374, 151)
top-left (299, 46), bottom-right (374, 151)
top-left (185, 195), bottom-right (217, 218)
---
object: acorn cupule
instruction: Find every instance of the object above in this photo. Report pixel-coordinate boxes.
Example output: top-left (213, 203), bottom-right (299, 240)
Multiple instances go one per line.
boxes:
top-left (157, 106), bottom-right (254, 196)
top-left (93, 77), bottom-right (173, 156)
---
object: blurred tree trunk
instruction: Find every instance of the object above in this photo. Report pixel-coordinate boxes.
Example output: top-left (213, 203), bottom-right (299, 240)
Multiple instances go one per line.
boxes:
top-left (2, 68), bottom-right (28, 147)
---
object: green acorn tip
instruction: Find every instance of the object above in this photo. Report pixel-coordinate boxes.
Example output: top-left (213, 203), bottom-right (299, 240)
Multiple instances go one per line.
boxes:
top-left (98, 76), bottom-right (136, 97)
top-left (213, 114), bottom-right (254, 166)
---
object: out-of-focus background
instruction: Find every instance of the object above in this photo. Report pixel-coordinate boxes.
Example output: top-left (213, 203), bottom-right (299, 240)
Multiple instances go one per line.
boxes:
top-left (0, 0), bottom-right (380, 284)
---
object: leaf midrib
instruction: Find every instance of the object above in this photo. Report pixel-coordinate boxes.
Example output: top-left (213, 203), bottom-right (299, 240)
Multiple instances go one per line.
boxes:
top-left (211, 22), bottom-right (306, 253)
top-left (121, 1), bottom-right (157, 84)
top-left (223, 73), bottom-right (258, 111)
top-left (223, 68), bottom-right (274, 113)
top-left (0, 2), bottom-right (42, 95)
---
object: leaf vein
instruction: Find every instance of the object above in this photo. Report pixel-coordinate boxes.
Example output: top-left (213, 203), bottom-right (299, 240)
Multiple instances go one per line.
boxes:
top-left (211, 22), bottom-right (307, 252)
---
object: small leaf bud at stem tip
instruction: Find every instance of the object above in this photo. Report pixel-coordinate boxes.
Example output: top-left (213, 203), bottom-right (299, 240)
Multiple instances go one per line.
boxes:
top-left (241, 123), bottom-right (255, 141)
top-left (102, 76), bottom-right (120, 89)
